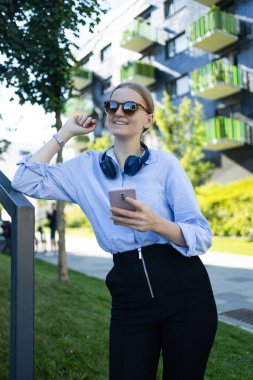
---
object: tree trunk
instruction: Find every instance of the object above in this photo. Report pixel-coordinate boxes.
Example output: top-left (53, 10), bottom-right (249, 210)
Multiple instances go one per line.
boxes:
top-left (55, 110), bottom-right (69, 282)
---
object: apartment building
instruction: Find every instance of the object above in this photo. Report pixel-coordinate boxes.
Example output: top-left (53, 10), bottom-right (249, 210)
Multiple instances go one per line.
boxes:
top-left (72, 0), bottom-right (253, 183)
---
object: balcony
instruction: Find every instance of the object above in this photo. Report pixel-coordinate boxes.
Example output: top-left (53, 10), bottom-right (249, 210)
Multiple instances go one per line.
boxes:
top-left (194, 0), bottom-right (220, 5)
top-left (191, 60), bottom-right (242, 100)
top-left (202, 116), bottom-right (246, 150)
top-left (72, 68), bottom-right (92, 91)
top-left (120, 18), bottom-right (155, 52)
top-left (120, 61), bottom-right (155, 87)
top-left (64, 96), bottom-right (94, 118)
top-left (188, 9), bottom-right (239, 53)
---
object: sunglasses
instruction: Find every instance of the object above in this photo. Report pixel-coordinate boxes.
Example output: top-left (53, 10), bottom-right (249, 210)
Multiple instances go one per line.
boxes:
top-left (104, 100), bottom-right (150, 115)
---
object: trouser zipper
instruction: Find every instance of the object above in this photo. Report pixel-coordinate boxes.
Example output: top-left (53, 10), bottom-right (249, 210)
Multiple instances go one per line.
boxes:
top-left (138, 248), bottom-right (154, 298)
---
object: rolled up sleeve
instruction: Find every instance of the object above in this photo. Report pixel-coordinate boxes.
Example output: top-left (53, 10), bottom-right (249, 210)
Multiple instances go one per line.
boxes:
top-left (166, 156), bottom-right (212, 257)
top-left (11, 154), bottom-right (80, 203)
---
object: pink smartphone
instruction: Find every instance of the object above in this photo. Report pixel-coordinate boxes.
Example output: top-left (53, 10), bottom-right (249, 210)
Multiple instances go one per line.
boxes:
top-left (109, 188), bottom-right (136, 211)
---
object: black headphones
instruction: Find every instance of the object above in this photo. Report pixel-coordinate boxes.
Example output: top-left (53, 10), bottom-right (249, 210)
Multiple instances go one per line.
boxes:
top-left (100, 142), bottom-right (150, 179)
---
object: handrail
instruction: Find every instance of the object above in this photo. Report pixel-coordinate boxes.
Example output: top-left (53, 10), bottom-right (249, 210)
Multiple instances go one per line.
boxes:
top-left (0, 171), bottom-right (34, 380)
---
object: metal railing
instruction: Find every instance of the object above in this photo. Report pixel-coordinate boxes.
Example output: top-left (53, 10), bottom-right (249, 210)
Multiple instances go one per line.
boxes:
top-left (188, 9), bottom-right (239, 44)
top-left (120, 18), bottom-right (155, 46)
top-left (191, 59), bottom-right (242, 93)
top-left (0, 171), bottom-right (34, 380)
top-left (120, 61), bottom-right (155, 82)
top-left (202, 116), bottom-right (246, 144)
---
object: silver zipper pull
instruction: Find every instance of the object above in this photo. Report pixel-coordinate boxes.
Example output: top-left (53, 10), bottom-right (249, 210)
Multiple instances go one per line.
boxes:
top-left (138, 247), bottom-right (142, 259)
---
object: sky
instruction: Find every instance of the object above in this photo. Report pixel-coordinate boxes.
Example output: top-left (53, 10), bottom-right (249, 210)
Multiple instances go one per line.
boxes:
top-left (0, 86), bottom-right (55, 145)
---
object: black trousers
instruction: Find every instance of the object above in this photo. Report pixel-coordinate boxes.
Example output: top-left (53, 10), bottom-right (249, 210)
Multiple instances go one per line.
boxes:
top-left (105, 244), bottom-right (217, 380)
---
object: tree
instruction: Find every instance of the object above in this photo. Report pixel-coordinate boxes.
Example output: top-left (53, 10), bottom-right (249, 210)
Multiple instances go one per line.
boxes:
top-left (79, 131), bottom-right (112, 152)
top-left (0, 114), bottom-right (11, 160)
top-left (154, 92), bottom-right (214, 188)
top-left (0, 0), bottom-right (106, 282)
top-left (0, 139), bottom-right (10, 159)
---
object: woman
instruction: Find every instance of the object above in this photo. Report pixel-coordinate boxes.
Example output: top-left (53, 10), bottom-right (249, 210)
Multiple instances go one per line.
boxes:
top-left (12, 82), bottom-right (217, 380)
top-left (46, 201), bottom-right (57, 252)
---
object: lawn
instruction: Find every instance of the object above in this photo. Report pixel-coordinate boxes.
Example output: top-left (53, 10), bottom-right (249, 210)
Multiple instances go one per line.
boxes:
top-left (1, 254), bottom-right (253, 379)
top-left (210, 236), bottom-right (253, 256)
top-left (64, 228), bottom-right (253, 256)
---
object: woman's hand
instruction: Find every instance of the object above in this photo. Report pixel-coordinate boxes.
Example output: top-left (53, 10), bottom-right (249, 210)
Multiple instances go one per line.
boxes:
top-left (110, 197), bottom-right (187, 247)
top-left (60, 114), bottom-right (97, 140)
top-left (109, 197), bottom-right (159, 232)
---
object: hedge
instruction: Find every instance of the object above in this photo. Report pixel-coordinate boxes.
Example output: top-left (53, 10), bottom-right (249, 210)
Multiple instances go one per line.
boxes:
top-left (196, 176), bottom-right (253, 237)
top-left (64, 204), bottom-right (92, 229)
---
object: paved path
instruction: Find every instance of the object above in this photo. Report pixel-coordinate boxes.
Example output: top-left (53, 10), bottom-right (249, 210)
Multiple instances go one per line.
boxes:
top-left (36, 235), bottom-right (253, 333)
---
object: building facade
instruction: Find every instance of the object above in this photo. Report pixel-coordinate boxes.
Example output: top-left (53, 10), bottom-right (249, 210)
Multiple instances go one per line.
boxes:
top-left (73, 0), bottom-right (253, 183)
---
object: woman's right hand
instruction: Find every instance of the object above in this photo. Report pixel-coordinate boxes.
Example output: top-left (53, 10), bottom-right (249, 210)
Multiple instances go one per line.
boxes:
top-left (60, 114), bottom-right (97, 140)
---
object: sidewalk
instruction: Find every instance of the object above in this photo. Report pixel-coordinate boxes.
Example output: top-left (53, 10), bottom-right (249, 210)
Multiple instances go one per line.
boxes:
top-left (36, 235), bottom-right (253, 333)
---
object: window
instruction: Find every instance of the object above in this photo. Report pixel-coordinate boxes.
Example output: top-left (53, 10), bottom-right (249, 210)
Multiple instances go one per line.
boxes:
top-left (164, 0), bottom-right (185, 18)
top-left (166, 33), bottom-right (188, 58)
top-left (167, 75), bottom-right (190, 98)
top-left (19, 150), bottom-right (31, 156)
top-left (80, 53), bottom-right (92, 66)
top-left (100, 44), bottom-right (112, 62)
top-left (137, 5), bottom-right (154, 21)
top-left (101, 76), bottom-right (112, 94)
top-left (216, 103), bottom-right (242, 118)
top-left (220, 52), bottom-right (238, 66)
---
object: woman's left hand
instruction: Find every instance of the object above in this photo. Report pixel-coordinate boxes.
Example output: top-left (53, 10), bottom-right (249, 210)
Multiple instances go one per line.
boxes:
top-left (109, 197), bottom-right (159, 232)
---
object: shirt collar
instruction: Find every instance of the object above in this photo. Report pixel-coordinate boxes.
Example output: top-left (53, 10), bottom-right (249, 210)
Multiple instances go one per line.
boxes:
top-left (105, 146), bottom-right (158, 165)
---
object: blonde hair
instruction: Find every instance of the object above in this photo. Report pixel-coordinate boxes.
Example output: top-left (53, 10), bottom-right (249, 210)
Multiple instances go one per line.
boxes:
top-left (110, 82), bottom-right (154, 114)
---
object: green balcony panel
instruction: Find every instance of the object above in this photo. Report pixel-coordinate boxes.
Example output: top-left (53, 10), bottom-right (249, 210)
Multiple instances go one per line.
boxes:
top-left (191, 60), bottom-right (242, 100)
top-left (120, 61), bottom-right (155, 87)
top-left (194, 0), bottom-right (220, 6)
top-left (202, 116), bottom-right (246, 150)
top-left (120, 19), bottom-right (155, 52)
top-left (72, 68), bottom-right (92, 91)
top-left (188, 9), bottom-right (239, 53)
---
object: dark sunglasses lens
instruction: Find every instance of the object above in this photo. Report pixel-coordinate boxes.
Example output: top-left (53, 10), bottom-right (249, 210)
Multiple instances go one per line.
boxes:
top-left (123, 101), bottom-right (138, 114)
top-left (104, 100), bottom-right (119, 113)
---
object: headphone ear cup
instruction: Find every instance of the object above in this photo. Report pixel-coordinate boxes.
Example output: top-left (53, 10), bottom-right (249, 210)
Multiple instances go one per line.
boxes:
top-left (124, 156), bottom-right (142, 176)
top-left (100, 156), bottom-right (117, 179)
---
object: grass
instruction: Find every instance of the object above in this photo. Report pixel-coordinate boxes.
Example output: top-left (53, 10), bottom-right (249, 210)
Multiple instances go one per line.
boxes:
top-left (65, 227), bottom-right (93, 237)
top-left (43, 226), bottom-right (93, 237)
top-left (210, 236), bottom-right (253, 256)
top-left (65, 228), bottom-right (253, 256)
top-left (1, 254), bottom-right (253, 379)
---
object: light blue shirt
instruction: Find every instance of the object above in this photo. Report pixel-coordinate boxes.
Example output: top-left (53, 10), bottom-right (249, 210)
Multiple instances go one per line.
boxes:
top-left (11, 148), bottom-right (212, 256)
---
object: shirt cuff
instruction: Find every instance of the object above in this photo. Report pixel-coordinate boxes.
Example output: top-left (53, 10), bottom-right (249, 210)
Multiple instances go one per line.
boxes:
top-left (170, 222), bottom-right (196, 257)
top-left (17, 154), bottom-right (50, 177)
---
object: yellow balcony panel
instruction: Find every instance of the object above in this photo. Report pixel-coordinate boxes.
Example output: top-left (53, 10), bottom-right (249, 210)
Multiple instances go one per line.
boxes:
top-left (193, 83), bottom-right (241, 100)
top-left (120, 61), bottom-right (155, 87)
top-left (64, 96), bottom-right (94, 118)
top-left (192, 31), bottom-right (238, 53)
top-left (121, 36), bottom-right (154, 53)
top-left (120, 19), bottom-right (155, 53)
top-left (204, 139), bottom-right (244, 151)
top-left (125, 73), bottom-right (155, 87)
top-left (194, 0), bottom-right (220, 5)
top-left (72, 69), bottom-right (92, 91)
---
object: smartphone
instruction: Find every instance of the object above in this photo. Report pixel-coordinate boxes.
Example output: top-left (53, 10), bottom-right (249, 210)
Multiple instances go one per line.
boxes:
top-left (109, 188), bottom-right (136, 212)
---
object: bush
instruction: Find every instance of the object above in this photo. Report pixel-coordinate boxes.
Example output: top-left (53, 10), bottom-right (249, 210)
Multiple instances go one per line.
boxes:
top-left (64, 204), bottom-right (92, 229)
top-left (196, 176), bottom-right (253, 237)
